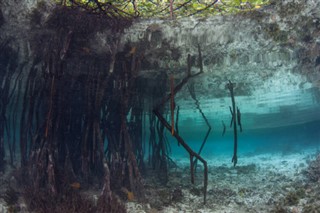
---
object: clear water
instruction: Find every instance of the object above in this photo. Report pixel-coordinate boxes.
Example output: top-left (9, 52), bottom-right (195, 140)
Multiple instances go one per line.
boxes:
top-left (167, 120), bottom-right (320, 160)
top-left (1, 40), bottom-right (319, 213)
top-left (155, 85), bottom-right (320, 163)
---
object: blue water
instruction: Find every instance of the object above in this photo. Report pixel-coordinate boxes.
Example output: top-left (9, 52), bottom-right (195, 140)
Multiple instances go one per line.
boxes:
top-left (166, 120), bottom-right (320, 160)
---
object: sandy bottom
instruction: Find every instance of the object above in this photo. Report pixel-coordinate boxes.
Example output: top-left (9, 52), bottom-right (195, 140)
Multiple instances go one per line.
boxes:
top-left (0, 149), bottom-right (319, 213)
top-left (127, 148), bottom-right (320, 213)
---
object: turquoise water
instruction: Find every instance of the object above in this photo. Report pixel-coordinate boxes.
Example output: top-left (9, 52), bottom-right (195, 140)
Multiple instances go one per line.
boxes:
top-left (165, 120), bottom-right (320, 160)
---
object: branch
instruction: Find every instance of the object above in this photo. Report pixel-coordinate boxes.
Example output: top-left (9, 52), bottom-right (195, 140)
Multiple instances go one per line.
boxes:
top-left (188, 83), bottom-right (212, 170)
top-left (153, 44), bottom-right (207, 204)
top-left (153, 109), bottom-right (208, 204)
top-left (188, 0), bottom-right (219, 17)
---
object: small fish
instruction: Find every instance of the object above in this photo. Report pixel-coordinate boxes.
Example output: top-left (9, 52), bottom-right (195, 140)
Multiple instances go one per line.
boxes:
top-left (81, 47), bottom-right (91, 54)
top-left (121, 187), bottom-right (134, 201)
top-left (70, 182), bottom-right (81, 190)
top-left (222, 120), bottom-right (226, 136)
top-left (125, 46), bottom-right (137, 57)
top-left (127, 191), bottom-right (134, 201)
top-left (129, 46), bottom-right (137, 55)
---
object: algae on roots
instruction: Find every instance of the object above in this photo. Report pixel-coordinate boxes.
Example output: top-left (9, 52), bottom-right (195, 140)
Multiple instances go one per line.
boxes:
top-left (46, 6), bottom-right (132, 35)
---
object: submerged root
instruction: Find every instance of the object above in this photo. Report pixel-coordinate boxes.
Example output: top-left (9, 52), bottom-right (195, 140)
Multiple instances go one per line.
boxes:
top-left (2, 187), bottom-right (19, 207)
top-left (22, 185), bottom-right (126, 213)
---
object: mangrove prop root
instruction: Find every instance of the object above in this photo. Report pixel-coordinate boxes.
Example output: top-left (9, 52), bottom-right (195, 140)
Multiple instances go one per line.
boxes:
top-left (153, 110), bottom-right (208, 204)
top-left (155, 55), bottom-right (202, 111)
top-left (153, 44), bottom-right (207, 204)
top-left (222, 120), bottom-right (226, 136)
top-left (170, 75), bottom-right (175, 135)
top-left (237, 107), bottom-right (243, 132)
top-left (101, 159), bottom-right (112, 199)
top-left (188, 83), bottom-right (212, 170)
top-left (0, 42), bottom-right (20, 169)
top-left (155, 43), bottom-right (203, 111)
top-left (227, 80), bottom-right (240, 167)
top-left (175, 106), bottom-right (180, 146)
top-left (1, 13), bottom-right (147, 210)
top-left (116, 52), bottom-right (145, 200)
top-left (45, 76), bottom-right (55, 138)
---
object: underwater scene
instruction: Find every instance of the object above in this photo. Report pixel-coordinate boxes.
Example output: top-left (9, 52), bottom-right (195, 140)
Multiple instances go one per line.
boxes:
top-left (0, 0), bottom-right (320, 213)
